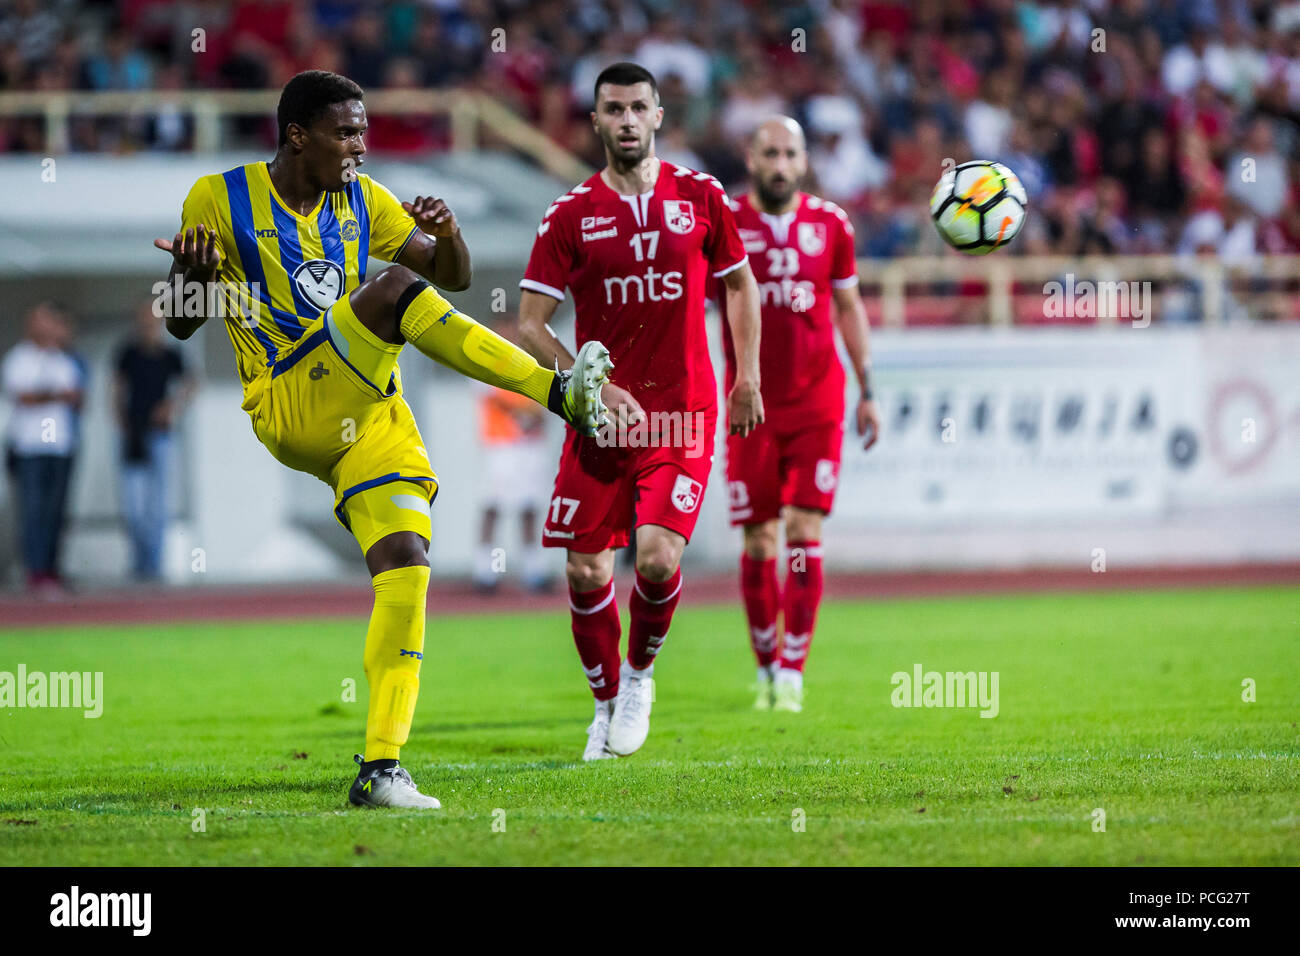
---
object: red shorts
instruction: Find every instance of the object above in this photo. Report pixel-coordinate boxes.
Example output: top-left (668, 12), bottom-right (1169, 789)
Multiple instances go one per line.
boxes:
top-left (726, 418), bottom-right (843, 526)
top-left (542, 413), bottom-right (717, 552)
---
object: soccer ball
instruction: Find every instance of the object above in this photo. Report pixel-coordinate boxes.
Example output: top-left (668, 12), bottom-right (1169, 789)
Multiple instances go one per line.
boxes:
top-left (930, 161), bottom-right (1027, 255)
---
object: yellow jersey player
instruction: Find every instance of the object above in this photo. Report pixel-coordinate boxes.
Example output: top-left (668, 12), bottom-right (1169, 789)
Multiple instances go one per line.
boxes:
top-left (154, 71), bottom-right (612, 809)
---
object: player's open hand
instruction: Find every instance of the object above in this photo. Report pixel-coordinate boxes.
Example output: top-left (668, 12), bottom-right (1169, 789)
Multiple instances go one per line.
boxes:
top-left (403, 196), bottom-right (459, 238)
top-left (857, 397), bottom-right (881, 450)
top-left (728, 378), bottom-right (764, 437)
top-left (154, 224), bottom-right (221, 280)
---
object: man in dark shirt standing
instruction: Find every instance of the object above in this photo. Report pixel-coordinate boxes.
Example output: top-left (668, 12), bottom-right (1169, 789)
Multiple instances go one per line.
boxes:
top-left (114, 304), bottom-right (194, 581)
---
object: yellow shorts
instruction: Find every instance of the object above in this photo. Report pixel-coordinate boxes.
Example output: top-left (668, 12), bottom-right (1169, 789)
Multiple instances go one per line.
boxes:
top-left (241, 298), bottom-right (438, 554)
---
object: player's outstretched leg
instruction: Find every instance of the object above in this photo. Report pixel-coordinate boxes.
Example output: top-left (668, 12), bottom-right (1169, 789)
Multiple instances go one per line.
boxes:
top-left (774, 509), bottom-right (826, 714)
top-left (741, 520), bottom-right (782, 709)
top-left (345, 266), bottom-right (611, 435)
top-left (567, 549), bottom-right (620, 760)
top-left (348, 529), bottom-right (441, 808)
top-left (608, 524), bottom-right (686, 756)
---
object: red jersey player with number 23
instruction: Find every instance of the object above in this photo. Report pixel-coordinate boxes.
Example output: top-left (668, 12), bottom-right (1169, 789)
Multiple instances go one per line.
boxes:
top-left (517, 63), bottom-right (764, 760)
top-left (720, 117), bottom-right (882, 713)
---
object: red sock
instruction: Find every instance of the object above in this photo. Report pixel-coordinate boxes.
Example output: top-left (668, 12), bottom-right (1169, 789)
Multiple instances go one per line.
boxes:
top-left (627, 567), bottom-right (682, 671)
top-left (740, 554), bottom-right (780, 667)
top-left (780, 541), bottom-right (823, 672)
top-left (569, 579), bottom-right (622, 701)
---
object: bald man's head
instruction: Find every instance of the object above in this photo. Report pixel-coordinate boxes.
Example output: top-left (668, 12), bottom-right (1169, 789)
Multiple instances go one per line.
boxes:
top-left (751, 116), bottom-right (806, 151)
top-left (748, 116), bottom-right (808, 211)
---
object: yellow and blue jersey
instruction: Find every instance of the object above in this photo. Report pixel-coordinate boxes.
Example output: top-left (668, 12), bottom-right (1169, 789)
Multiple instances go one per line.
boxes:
top-left (179, 161), bottom-right (419, 392)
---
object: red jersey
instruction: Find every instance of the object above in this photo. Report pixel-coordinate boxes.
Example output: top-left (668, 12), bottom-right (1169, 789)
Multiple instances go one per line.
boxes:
top-left (521, 161), bottom-right (748, 416)
top-left (720, 192), bottom-right (858, 428)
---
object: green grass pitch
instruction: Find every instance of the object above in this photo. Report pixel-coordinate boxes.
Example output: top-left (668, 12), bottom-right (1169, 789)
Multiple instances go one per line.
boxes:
top-left (0, 586), bottom-right (1296, 866)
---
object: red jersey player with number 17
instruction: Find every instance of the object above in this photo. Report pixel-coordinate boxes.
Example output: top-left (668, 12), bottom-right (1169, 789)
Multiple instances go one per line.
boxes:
top-left (720, 117), bottom-right (882, 713)
top-left (517, 63), bottom-right (764, 760)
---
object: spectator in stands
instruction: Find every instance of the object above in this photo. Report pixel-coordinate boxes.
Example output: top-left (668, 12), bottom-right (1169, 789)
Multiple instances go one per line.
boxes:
top-left (2, 303), bottom-right (84, 595)
top-left (635, 14), bottom-right (711, 97)
top-left (113, 303), bottom-right (194, 582)
top-left (1227, 116), bottom-right (1291, 219)
top-left (342, 6), bottom-right (387, 90)
top-left (0, 0), bottom-right (61, 67)
top-left (84, 27), bottom-right (153, 91)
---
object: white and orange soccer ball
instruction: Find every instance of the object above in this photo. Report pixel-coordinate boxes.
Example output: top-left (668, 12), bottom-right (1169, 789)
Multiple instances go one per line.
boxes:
top-left (930, 161), bottom-right (1027, 254)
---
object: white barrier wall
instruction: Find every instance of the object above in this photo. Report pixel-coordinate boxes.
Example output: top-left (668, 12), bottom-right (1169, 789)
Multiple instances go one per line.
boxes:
top-left (822, 325), bottom-right (1300, 569)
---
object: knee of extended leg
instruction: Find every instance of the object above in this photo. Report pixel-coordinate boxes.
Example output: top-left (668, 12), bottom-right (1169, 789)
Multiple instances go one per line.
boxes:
top-left (374, 264), bottom-right (422, 304)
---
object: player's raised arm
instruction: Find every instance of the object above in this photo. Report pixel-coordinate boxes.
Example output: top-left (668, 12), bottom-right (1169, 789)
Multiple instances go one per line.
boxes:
top-left (721, 260), bottom-right (764, 437)
top-left (397, 196), bottom-right (472, 292)
top-left (832, 283), bottom-right (881, 450)
top-left (153, 223), bottom-right (221, 341)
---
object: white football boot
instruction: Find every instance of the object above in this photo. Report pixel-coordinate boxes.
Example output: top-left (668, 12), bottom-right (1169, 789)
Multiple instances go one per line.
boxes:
top-left (753, 663), bottom-right (776, 710)
top-left (606, 661), bottom-right (654, 756)
top-left (561, 340), bottom-right (613, 437)
top-left (773, 667), bottom-right (804, 713)
top-left (583, 698), bottom-right (616, 761)
top-left (348, 755), bottom-right (442, 809)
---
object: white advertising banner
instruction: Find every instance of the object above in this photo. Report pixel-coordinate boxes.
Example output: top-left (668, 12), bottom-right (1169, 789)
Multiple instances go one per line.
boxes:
top-left (835, 326), bottom-right (1300, 528)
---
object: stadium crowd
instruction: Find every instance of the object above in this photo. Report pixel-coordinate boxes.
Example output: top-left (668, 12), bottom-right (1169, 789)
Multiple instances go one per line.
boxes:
top-left (1, 0), bottom-right (1298, 258)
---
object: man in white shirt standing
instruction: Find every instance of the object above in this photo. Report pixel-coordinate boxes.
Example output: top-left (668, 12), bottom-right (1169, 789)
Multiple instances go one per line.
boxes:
top-left (2, 303), bottom-right (84, 594)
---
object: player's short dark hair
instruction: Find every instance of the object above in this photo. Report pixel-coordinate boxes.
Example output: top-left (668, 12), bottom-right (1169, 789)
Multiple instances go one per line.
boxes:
top-left (593, 62), bottom-right (659, 107)
top-left (277, 70), bottom-right (364, 147)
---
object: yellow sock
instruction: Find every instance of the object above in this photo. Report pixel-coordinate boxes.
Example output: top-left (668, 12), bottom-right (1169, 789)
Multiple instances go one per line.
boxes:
top-left (363, 565), bottom-right (430, 761)
top-left (398, 283), bottom-right (557, 407)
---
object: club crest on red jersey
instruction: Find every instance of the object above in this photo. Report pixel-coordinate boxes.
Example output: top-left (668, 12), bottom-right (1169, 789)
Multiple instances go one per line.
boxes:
top-left (671, 474), bottom-right (703, 512)
top-left (798, 221), bottom-right (827, 256)
top-left (815, 458), bottom-right (838, 493)
top-left (663, 200), bottom-right (695, 235)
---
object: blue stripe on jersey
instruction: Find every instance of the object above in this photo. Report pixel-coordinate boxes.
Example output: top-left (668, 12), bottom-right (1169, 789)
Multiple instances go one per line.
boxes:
top-left (270, 201), bottom-right (317, 322)
top-left (347, 178), bottom-right (370, 282)
top-left (223, 167), bottom-right (280, 364)
top-left (317, 198), bottom-right (346, 280)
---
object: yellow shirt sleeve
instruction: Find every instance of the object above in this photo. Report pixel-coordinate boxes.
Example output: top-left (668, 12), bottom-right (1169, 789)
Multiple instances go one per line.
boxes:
top-left (179, 175), bottom-right (225, 262)
top-left (364, 175), bottom-right (420, 262)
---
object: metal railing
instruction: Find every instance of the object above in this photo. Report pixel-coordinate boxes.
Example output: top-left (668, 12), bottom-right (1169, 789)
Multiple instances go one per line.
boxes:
top-left (859, 254), bottom-right (1299, 327)
top-left (0, 88), bottom-right (593, 183)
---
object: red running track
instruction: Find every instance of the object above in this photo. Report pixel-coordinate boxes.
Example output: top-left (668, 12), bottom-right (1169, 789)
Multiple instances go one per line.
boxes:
top-left (1, 563), bottom-right (1298, 629)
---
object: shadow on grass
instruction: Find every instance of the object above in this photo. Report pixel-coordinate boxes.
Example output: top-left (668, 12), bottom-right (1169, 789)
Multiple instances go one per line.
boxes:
top-left (319, 716), bottom-right (572, 738)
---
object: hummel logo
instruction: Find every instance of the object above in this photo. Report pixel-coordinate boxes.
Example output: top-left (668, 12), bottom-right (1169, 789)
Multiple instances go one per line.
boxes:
top-left (399, 649), bottom-right (423, 659)
top-left (781, 633), bottom-right (810, 661)
top-left (309, 361), bottom-right (329, 380)
top-left (751, 625), bottom-right (777, 653)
